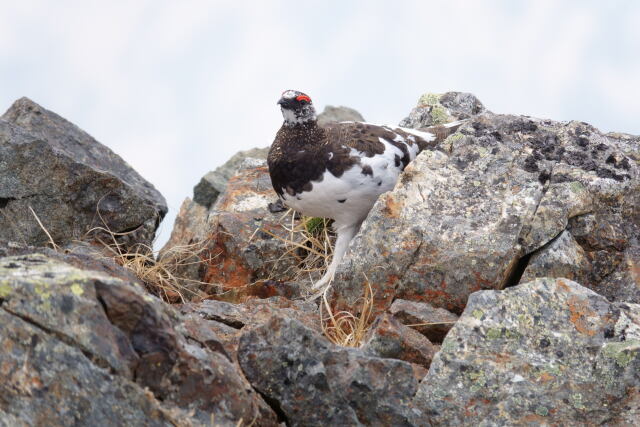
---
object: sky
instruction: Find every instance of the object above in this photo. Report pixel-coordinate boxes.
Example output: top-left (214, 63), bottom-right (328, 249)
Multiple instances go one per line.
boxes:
top-left (1, 0), bottom-right (639, 249)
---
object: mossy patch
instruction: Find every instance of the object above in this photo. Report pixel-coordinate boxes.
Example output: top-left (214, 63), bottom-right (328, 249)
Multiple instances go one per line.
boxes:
top-left (430, 105), bottom-right (450, 125)
top-left (0, 283), bottom-right (11, 298)
top-left (601, 340), bottom-right (640, 367)
top-left (418, 93), bottom-right (442, 106)
top-left (472, 309), bottom-right (484, 320)
top-left (70, 283), bottom-right (84, 296)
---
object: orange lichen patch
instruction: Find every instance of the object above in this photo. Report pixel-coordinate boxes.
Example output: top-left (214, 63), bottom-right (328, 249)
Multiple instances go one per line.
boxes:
top-left (473, 271), bottom-right (494, 289)
top-left (566, 295), bottom-right (598, 336)
top-left (537, 372), bottom-right (555, 383)
top-left (520, 414), bottom-right (547, 423)
top-left (494, 353), bottom-right (512, 364)
top-left (382, 193), bottom-right (402, 218)
top-left (556, 279), bottom-right (572, 293)
top-left (202, 237), bottom-right (253, 289)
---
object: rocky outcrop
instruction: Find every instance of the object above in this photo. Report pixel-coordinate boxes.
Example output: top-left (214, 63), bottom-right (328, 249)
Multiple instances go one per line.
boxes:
top-left (331, 99), bottom-right (639, 315)
top-left (0, 254), bottom-right (278, 426)
top-left (399, 91), bottom-right (486, 128)
top-left (414, 277), bottom-right (640, 425)
top-left (0, 98), bottom-right (166, 251)
top-left (3, 92), bottom-right (639, 425)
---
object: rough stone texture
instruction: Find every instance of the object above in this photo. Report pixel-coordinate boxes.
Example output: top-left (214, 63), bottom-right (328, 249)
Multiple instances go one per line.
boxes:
top-left (316, 105), bottom-right (365, 127)
top-left (413, 278), bottom-right (640, 426)
top-left (0, 253), bottom-right (278, 426)
top-left (193, 147), bottom-right (269, 208)
top-left (162, 159), bottom-right (303, 302)
top-left (0, 98), bottom-right (166, 251)
top-left (390, 299), bottom-right (459, 343)
top-left (180, 297), bottom-right (320, 361)
top-left (361, 313), bottom-right (437, 368)
top-left (399, 91), bottom-right (486, 128)
top-left (332, 108), bottom-right (639, 316)
top-left (238, 315), bottom-right (424, 426)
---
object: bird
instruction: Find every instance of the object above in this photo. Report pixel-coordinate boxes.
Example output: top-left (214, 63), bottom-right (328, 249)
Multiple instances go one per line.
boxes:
top-left (267, 90), bottom-right (462, 292)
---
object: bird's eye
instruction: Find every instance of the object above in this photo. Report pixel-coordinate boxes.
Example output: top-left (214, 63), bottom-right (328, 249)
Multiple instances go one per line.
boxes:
top-left (296, 95), bottom-right (311, 103)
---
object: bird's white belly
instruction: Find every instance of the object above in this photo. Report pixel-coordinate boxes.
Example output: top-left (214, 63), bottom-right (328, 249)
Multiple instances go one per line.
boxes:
top-left (282, 137), bottom-right (410, 226)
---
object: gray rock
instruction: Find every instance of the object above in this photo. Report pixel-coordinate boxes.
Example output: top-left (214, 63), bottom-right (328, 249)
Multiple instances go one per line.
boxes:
top-left (399, 91), bottom-right (486, 128)
top-left (331, 110), bottom-right (639, 316)
top-left (361, 313), bottom-right (438, 369)
top-left (193, 147), bottom-right (269, 208)
top-left (316, 105), bottom-right (365, 127)
top-left (238, 315), bottom-right (425, 426)
top-left (390, 299), bottom-right (459, 343)
top-left (0, 97), bottom-right (166, 251)
top-left (0, 253), bottom-right (278, 426)
top-left (413, 278), bottom-right (640, 425)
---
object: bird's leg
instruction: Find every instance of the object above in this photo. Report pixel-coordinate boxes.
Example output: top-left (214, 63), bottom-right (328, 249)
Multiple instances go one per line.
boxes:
top-left (311, 222), bottom-right (360, 291)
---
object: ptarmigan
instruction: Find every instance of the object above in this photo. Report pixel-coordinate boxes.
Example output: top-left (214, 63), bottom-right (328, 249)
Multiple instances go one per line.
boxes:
top-left (268, 90), bottom-right (461, 292)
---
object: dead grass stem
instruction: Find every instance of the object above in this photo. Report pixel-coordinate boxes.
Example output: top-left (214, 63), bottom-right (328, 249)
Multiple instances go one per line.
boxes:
top-left (320, 278), bottom-right (374, 347)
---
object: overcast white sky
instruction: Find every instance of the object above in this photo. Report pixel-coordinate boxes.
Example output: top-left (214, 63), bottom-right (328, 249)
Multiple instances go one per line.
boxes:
top-left (2, 0), bottom-right (639, 248)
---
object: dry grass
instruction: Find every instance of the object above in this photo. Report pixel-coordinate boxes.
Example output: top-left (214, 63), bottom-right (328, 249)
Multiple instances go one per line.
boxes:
top-left (259, 209), bottom-right (335, 284)
top-left (320, 279), bottom-right (375, 347)
top-left (88, 223), bottom-right (216, 304)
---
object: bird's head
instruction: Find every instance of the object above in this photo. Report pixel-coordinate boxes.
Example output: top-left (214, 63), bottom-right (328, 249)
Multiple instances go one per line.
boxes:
top-left (278, 90), bottom-right (316, 126)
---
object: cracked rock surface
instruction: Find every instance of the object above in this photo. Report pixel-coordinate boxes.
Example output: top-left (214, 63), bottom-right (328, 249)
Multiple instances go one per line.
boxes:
top-left (0, 254), bottom-right (278, 426)
top-left (414, 277), bottom-right (640, 426)
top-left (331, 98), bottom-right (639, 315)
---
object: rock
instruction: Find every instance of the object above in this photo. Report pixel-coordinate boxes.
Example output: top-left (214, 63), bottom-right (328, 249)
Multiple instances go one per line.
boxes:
top-left (162, 159), bottom-right (303, 302)
top-left (361, 313), bottom-right (438, 368)
top-left (0, 97), bottom-right (166, 251)
top-left (316, 105), bottom-right (365, 127)
top-left (0, 253), bottom-right (278, 426)
top-left (331, 104), bottom-right (639, 315)
top-left (193, 147), bottom-right (269, 208)
top-left (238, 315), bottom-right (424, 426)
top-left (180, 297), bottom-right (320, 361)
top-left (399, 91), bottom-right (486, 128)
top-left (413, 278), bottom-right (640, 425)
top-left (389, 299), bottom-right (459, 343)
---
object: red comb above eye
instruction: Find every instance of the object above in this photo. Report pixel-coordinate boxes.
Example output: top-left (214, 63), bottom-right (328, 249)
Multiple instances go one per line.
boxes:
top-left (296, 95), bottom-right (311, 102)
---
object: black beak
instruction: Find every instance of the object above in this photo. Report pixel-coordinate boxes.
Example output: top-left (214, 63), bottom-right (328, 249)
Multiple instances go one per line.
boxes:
top-left (277, 98), bottom-right (293, 108)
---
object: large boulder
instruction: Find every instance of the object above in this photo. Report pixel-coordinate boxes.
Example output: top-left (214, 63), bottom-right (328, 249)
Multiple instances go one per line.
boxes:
top-left (331, 97), bottom-right (639, 315)
top-left (162, 159), bottom-right (301, 301)
top-left (0, 253), bottom-right (278, 426)
top-left (414, 278), bottom-right (640, 425)
top-left (238, 315), bottom-right (423, 426)
top-left (0, 98), bottom-right (166, 251)
top-left (316, 105), bottom-right (365, 127)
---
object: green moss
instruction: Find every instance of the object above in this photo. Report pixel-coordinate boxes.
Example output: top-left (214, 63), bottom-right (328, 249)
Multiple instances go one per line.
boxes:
top-left (472, 309), bottom-right (484, 320)
top-left (468, 370), bottom-right (486, 393)
top-left (430, 105), bottom-right (450, 125)
top-left (535, 406), bottom-right (549, 416)
top-left (486, 327), bottom-right (502, 339)
top-left (418, 93), bottom-right (442, 106)
top-left (0, 283), bottom-right (11, 298)
top-left (571, 393), bottom-right (585, 410)
top-left (570, 181), bottom-right (585, 193)
top-left (70, 283), bottom-right (84, 296)
top-left (304, 217), bottom-right (328, 235)
top-left (602, 340), bottom-right (640, 367)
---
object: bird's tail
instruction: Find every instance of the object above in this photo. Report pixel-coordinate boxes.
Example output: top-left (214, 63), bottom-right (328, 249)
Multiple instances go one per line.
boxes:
top-left (415, 119), bottom-right (467, 151)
